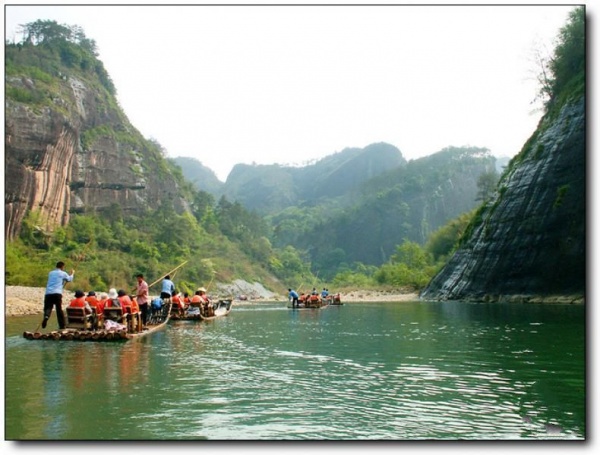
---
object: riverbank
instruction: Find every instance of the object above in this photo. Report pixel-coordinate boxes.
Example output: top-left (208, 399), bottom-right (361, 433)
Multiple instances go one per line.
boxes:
top-left (3, 286), bottom-right (421, 317)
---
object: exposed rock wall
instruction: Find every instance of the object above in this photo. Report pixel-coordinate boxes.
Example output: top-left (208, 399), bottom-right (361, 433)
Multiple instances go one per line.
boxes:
top-left (420, 97), bottom-right (585, 303)
top-left (5, 102), bottom-right (77, 238)
top-left (5, 74), bottom-right (186, 239)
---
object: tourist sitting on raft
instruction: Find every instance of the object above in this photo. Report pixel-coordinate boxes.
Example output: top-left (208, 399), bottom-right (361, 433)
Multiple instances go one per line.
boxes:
top-left (85, 291), bottom-right (104, 327)
top-left (102, 288), bottom-right (129, 328)
top-left (171, 289), bottom-right (186, 317)
top-left (68, 290), bottom-right (97, 327)
top-left (117, 289), bottom-right (141, 332)
top-left (198, 287), bottom-right (214, 317)
top-left (187, 287), bottom-right (213, 317)
top-left (117, 289), bottom-right (133, 312)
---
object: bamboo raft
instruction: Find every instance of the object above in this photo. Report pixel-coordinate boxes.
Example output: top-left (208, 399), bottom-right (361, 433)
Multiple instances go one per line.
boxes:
top-left (289, 294), bottom-right (331, 309)
top-left (170, 299), bottom-right (233, 321)
top-left (23, 303), bottom-right (172, 342)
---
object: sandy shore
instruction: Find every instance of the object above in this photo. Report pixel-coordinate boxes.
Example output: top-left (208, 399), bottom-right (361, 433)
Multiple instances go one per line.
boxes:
top-left (3, 286), bottom-right (420, 317)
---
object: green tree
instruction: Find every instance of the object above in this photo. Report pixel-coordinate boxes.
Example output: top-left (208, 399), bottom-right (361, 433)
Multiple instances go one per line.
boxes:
top-left (476, 170), bottom-right (499, 202)
top-left (425, 210), bottom-right (475, 261)
top-left (19, 19), bottom-right (72, 45)
top-left (390, 240), bottom-right (430, 269)
top-left (548, 7), bottom-right (585, 101)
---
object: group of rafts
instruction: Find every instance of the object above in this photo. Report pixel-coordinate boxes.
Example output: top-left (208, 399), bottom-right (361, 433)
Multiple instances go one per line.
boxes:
top-left (291, 289), bottom-right (343, 309)
top-left (22, 286), bottom-right (233, 342)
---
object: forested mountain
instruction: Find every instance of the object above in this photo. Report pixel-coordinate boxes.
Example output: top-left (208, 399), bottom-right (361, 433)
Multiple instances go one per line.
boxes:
top-left (177, 142), bottom-right (495, 279)
top-left (170, 156), bottom-right (225, 196)
top-left (289, 147), bottom-right (496, 277)
top-left (221, 142), bottom-right (407, 214)
top-left (176, 143), bottom-right (498, 278)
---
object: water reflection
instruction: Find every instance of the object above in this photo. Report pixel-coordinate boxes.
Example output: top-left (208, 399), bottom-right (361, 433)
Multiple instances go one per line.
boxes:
top-left (5, 301), bottom-right (585, 440)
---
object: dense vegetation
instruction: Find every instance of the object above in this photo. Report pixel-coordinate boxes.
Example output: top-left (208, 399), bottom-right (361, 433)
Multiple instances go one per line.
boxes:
top-left (291, 147), bottom-right (496, 278)
top-left (5, 20), bottom-right (115, 98)
top-left (506, 6), bottom-right (585, 174)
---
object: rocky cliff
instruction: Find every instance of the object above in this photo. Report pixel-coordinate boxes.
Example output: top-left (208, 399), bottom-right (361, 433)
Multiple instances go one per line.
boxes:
top-left (420, 96), bottom-right (585, 303)
top-left (5, 71), bottom-right (187, 240)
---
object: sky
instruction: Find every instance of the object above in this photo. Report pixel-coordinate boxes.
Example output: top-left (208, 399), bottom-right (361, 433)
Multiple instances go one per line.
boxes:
top-left (2, 1), bottom-right (587, 182)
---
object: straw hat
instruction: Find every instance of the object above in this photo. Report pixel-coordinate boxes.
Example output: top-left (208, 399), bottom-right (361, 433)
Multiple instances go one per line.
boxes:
top-left (108, 288), bottom-right (118, 299)
top-left (197, 287), bottom-right (207, 293)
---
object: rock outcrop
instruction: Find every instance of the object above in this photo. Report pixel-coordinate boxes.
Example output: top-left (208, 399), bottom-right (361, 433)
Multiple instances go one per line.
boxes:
top-left (420, 96), bottom-right (585, 303)
top-left (5, 73), bottom-right (187, 240)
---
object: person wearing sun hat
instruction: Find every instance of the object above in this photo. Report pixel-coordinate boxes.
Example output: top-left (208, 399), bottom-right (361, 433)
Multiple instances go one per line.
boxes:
top-left (104, 288), bottom-right (121, 309)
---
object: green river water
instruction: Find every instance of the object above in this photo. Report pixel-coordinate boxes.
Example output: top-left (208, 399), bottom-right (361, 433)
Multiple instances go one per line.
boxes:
top-left (4, 300), bottom-right (585, 441)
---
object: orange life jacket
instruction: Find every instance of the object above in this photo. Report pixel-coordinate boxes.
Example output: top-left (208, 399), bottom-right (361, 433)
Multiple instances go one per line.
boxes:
top-left (130, 297), bottom-right (140, 313)
top-left (172, 294), bottom-right (183, 309)
top-left (69, 296), bottom-right (88, 308)
top-left (68, 296), bottom-right (92, 314)
top-left (118, 295), bottom-right (133, 313)
top-left (86, 296), bottom-right (104, 316)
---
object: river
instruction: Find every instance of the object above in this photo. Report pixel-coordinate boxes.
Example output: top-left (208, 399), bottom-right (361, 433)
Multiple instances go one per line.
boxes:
top-left (4, 300), bottom-right (585, 440)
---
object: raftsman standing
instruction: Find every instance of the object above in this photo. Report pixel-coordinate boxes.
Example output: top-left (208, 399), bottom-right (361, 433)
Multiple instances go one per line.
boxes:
top-left (41, 261), bottom-right (75, 329)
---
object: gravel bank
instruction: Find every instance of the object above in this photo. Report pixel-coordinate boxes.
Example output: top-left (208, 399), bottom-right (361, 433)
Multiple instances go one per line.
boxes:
top-left (4, 286), bottom-right (420, 317)
top-left (4, 286), bottom-right (53, 317)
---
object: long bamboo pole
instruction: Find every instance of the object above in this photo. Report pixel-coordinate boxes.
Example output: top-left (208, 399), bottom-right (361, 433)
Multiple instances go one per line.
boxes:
top-left (148, 260), bottom-right (189, 289)
top-left (205, 275), bottom-right (215, 293)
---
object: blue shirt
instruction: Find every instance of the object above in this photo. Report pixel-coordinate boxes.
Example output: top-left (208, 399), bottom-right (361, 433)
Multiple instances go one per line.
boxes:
top-left (161, 279), bottom-right (175, 295)
top-left (289, 290), bottom-right (299, 299)
top-left (45, 268), bottom-right (73, 295)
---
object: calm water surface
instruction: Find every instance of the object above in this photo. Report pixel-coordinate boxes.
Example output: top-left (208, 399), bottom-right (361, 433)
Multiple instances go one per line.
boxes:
top-left (4, 301), bottom-right (585, 440)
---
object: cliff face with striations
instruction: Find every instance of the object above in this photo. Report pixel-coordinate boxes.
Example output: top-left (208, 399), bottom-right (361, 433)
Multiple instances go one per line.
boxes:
top-left (5, 70), bottom-right (187, 240)
top-left (420, 96), bottom-right (585, 303)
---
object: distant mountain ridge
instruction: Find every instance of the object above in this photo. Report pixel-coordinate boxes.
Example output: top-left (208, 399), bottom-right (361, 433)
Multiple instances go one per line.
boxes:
top-left (170, 156), bottom-right (224, 196)
top-left (173, 144), bottom-right (495, 274)
top-left (292, 146), bottom-right (496, 273)
top-left (176, 142), bottom-right (407, 213)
